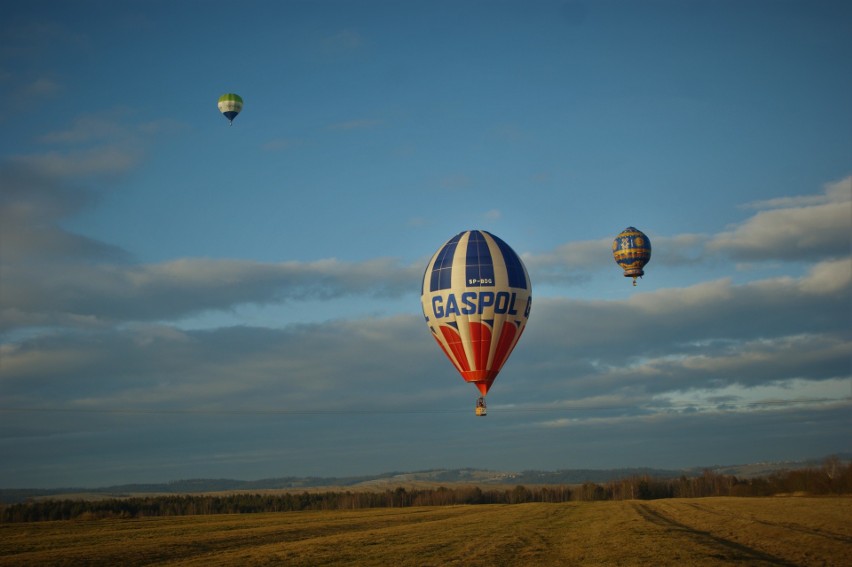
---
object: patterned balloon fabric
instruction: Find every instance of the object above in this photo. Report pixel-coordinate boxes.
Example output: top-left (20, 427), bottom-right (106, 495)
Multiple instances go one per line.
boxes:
top-left (421, 230), bottom-right (532, 398)
top-left (612, 227), bottom-right (652, 285)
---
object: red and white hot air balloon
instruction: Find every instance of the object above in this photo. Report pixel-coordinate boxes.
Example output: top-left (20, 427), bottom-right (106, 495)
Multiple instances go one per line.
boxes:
top-left (421, 230), bottom-right (532, 416)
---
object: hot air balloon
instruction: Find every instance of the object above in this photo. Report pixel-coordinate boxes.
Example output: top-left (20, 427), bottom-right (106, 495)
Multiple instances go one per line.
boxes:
top-left (612, 227), bottom-right (651, 285)
top-left (217, 93), bottom-right (243, 125)
top-left (421, 230), bottom-right (532, 416)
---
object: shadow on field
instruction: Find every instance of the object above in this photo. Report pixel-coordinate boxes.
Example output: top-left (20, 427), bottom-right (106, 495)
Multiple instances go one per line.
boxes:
top-left (631, 503), bottom-right (798, 566)
top-left (680, 501), bottom-right (852, 546)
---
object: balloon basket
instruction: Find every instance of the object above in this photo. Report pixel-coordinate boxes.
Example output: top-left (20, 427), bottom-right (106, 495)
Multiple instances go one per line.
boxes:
top-left (475, 397), bottom-right (487, 417)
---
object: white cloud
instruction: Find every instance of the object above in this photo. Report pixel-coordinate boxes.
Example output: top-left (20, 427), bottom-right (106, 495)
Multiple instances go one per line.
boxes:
top-left (741, 175), bottom-right (851, 210)
top-left (524, 176), bottom-right (852, 282)
top-left (523, 238), bottom-right (610, 284)
top-left (709, 176), bottom-right (851, 261)
top-left (2, 258), bottom-right (849, 486)
top-left (4, 170), bottom-right (850, 346)
top-left (38, 112), bottom-right (131, 144)
top-left (524, 231), bottom-right (711, 287)
top-left (0, 164), bottom-right (127, 265)
top-left (0, 257), bottom-right (422, 330)
top-left (11, 146), bottom-right (142, 178)
top-left (8, 108), bottom-right (184, 180)
top-left (514, 267), bottom-right (852, 405)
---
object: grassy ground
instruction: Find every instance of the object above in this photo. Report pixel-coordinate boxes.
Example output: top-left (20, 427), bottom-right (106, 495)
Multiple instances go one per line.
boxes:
top-left (1, 497), bottom-right (849, 566)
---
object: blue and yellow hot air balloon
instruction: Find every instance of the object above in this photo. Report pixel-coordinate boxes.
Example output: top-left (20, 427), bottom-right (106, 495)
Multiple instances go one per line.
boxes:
top-left (421, 230), bottom-right (532, 416)
top-left (613, 227), bottom-right (652, 285)
top-left (217, 93), bottom-right (243, 125)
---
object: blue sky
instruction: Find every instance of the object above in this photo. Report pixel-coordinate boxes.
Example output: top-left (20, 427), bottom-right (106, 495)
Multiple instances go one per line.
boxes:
top-left (1, 0), bottom-right (850, 488)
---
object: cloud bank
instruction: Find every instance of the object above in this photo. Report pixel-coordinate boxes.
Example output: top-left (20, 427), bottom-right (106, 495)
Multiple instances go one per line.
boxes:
top-left (1, 164), bottom-right (850, 486)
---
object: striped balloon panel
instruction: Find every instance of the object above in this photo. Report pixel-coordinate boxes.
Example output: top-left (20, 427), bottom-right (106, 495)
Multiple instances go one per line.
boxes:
top-left (218, 93), bottom-right (243, 106)
top-left (217, 94), bottom-right (243, 121)
top-left (421, 230), bottom-right (532, 395)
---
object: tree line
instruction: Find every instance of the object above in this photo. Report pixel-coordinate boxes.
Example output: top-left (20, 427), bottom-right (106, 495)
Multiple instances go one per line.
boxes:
top-left (2, 458), bottom-right (849, 523)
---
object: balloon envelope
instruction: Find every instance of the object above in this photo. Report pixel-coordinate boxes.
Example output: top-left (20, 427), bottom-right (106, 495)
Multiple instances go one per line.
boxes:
top-left (421, 230), bottom-right (532, 396)
top-left (217, 93), bottom-right (243, 124)
top-left (612, 227), bottom-right (651, 283)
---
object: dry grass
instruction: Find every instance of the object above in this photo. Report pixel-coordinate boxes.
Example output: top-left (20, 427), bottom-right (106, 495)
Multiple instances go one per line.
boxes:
top-left (1, 497), bottom-right (849, 566)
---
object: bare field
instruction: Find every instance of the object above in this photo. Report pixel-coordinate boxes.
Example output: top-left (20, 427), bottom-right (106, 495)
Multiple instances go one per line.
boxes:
top-left (2, 497), bottom-right (849, 566)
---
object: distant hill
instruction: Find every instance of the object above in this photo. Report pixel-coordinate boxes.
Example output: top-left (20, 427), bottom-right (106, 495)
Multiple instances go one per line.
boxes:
top-left (2, 454), bottom-right (847, 504)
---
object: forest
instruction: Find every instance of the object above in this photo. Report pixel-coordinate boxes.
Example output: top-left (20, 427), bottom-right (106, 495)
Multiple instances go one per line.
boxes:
top-left (2, 458), bottom-right (850, 523)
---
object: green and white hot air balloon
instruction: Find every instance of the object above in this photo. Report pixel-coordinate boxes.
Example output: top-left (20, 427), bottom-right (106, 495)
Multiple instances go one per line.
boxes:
top-left (217, 93), bottom-right (243, 125)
